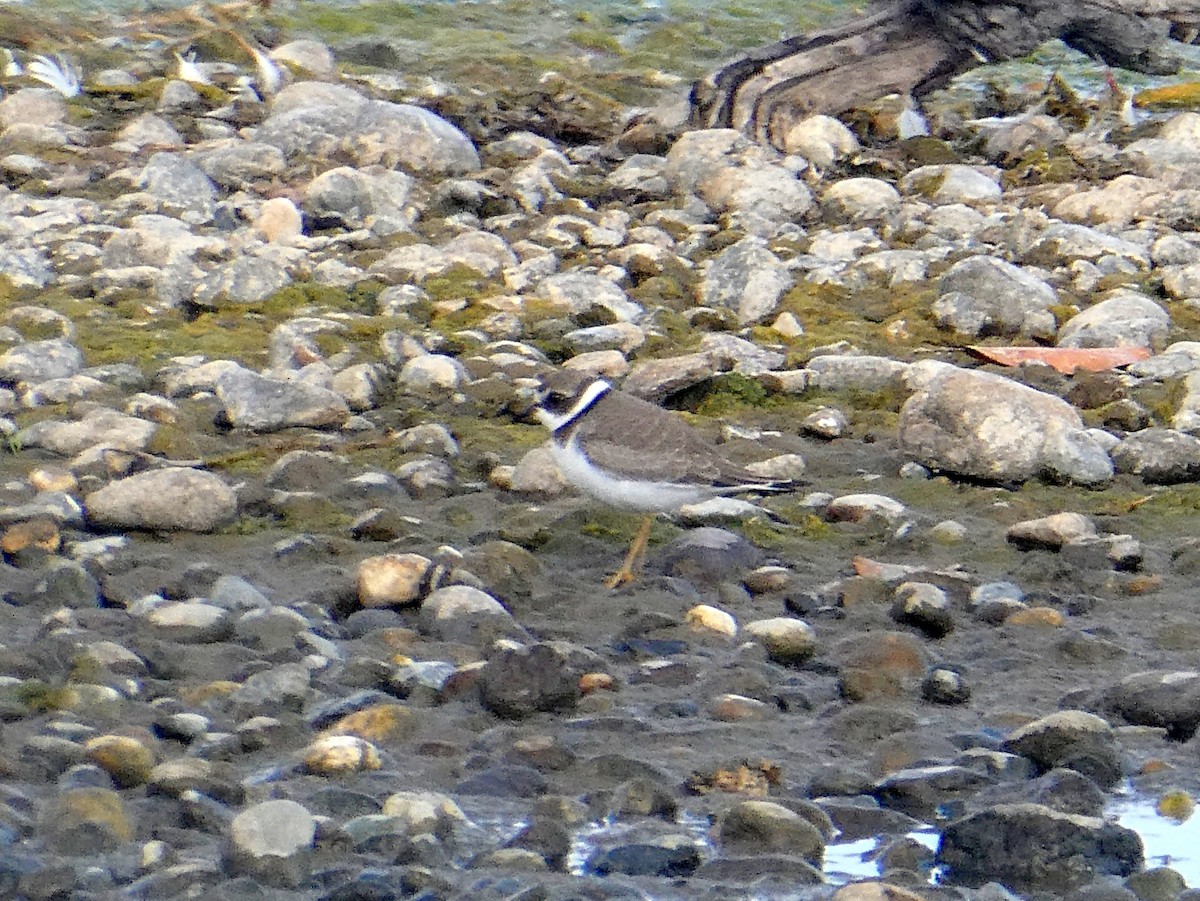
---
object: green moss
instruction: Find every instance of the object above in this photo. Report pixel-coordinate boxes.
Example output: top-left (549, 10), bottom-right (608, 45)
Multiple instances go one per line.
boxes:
top-left (218, 515), bottom-right (276, 537)
top-left (568, 28), bottom-right (624, 55)
top-left (441, 415), bottom-right (545, 462)
top-left (422, 266), bottom-right (495, 305)
top-left (691, 372), bottom-right (770, 416)
top-left (580, 510), bottom-right (676, 545)
top-left (205, 446), bottom-right (280, 476)
top-left (443, 506), bottom-right (476, 529)
top-left (739, 516), bottom-right (791, 549)
top-left (12, 680), bottom-right (78, 712)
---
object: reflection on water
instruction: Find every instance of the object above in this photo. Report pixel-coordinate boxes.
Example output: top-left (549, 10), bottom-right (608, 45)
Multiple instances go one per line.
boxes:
top-left (1109, 792), bottom-right (1199, 886)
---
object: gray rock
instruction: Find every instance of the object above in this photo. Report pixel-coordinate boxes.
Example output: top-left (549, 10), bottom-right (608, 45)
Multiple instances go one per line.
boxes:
top-left (256, 100), bottom-right (362, 161)
top-left (6, 559), bottom-right (100, 608)
top-left (136, 152), bottom-right (217, 221)
top-left (232, 662), bottom-right (311, 715)
top-left (780, 114), bottom-right (859, 167)
top-left (1002, 710), bottom-right (1121, 788)
top-left (1006, 512), bottom-right (1097, 551)
top-left (394, 423), bottom-right (459, 458)
top-left (717, 800), bottom-right (825, 864)
top-left (891, 581), bottom-right (953, 638)
top-left (621, 352), bottom-right (722, 399)
top-left (822, 177), bottom-right (901, 223)
top-left (701, 236), bottom-right (793, 324)
top-left (696, 161), bottom-right (813, 234)
top-left (854, 248), bottom-right (931, 286)
top-left (1110, 428), bottom-right (1200, 484)
top-left (1128, 341), bottom-right (1200, 379)
top-left (144, 601), bottom-right (232, 642)
top-left (304, 165), bottom-right (415, 235)
top-left (606, 153), bottom-right (670, 197)
top-left (194, 141), bottom-right (285, 189)
top-left (898, 363), bottom-right (1089, 483)
top-left (901, 164), bottom-right (1002, 204)
top-left (875, 764), bottom-right (992, 819)
top-left (922, 666), bottom-right (971, 704)
top-left (0, 491), bottom-right (84, 528)
top-left (209, 575), bottom-right (273, 612)
top-left (271, 39), bottom-right (336, 77)
top-left (564, 322), bottom-right (646, 354)
top-left (229, 798), bottom-right (316, 888)
top-left (1058, 289), bottom-right (1169, 349)
top-left (700, 333), bottom-right (785, 374)
top-left (537, 271), bottom-right (642, 323)
top-left (344, 99), bottom-right (481, 174)
top-left (1028, 222), bottom-right (1151, 268)
top-left (0, 338), bottom-right (84, 385)
top-left (508, 444), bottom-right (569, 496)
top-left (742, 617), bottom-right (817, 665)
top-left (215, 366), bottom-right (350, 431)
top-left (332, 363), bottom-right (384, 412)
top-left (1041, 422), bottom-right (1115, 487)
top-left (0, 88), bottom-right (68, 128)
top-left (1171, 372), bottom-right (1200, 436)
top-left (419, 585), bottom-right (520, 644)
top-left (1093, 669), bottom-right (1200, 739)
top-left (933, 256), bottom-right (1058, 340)
top-left (17, 407), bottom-right (157, 456)
top-left (234, 607), bottom-right (311, 652)
top-left (265, 449), bottom-right (353, 492)
top-left (193, 255), bottom-right (292, 307)
top-left (397, 354), bottom-right (468, 397)
top-left (587, 840), bottom-right (702, 877)
top-left (480, 642), bottom-right (585, 718)
top-left (269, 84), bottom-right (364, 119)
top-left (663, 128), bottom-right (757, 196)
top-left (660, 527), bottom-right (760, 582)
top-left (937, 803), bottom-right (1143, 891)
top-left (805, 354), bottom-right (909, 392)
top-left (800, 406), bottom-right (848, 439)
top-left (85, 467), bottom-right (237, 532)
top-left (0, 245), bottom-right (52, 289)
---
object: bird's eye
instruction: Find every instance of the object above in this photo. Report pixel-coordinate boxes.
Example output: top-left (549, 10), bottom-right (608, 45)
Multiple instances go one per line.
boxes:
top-left (540, 390), bottom-right (574, 413)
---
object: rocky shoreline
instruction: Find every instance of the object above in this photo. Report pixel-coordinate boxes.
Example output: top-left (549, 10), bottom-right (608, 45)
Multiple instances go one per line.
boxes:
top-left (5, 7), bottom-right (1200, 901)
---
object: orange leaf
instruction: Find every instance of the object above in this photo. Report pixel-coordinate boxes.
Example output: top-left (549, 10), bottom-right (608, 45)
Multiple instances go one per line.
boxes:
top-left (967, 345), bottom-right (1150, 374)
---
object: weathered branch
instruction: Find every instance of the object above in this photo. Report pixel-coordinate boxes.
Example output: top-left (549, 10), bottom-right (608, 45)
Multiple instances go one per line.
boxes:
top-left (691, 0), bottom-right (1200, 149)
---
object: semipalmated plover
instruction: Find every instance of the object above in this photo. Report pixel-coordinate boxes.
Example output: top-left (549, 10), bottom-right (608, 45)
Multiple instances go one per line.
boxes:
top-left (534, 369), bottom-right (793, 587)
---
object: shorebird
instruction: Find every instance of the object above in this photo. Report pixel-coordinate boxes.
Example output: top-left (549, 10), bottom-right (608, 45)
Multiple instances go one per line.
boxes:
top-left (534, 369), bottom-right (794, 588)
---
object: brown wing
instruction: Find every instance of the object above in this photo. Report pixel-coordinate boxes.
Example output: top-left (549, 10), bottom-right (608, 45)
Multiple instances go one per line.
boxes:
top-left (570, 390), bottom-right (769, 487)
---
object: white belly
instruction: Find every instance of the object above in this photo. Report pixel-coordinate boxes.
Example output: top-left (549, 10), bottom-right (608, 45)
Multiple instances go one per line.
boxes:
top-left (549, 440), bottom-right (711, 513)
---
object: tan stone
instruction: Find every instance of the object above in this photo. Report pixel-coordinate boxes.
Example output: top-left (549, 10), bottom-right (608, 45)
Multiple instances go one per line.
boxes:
top-left (256, 197), bottom-right (303, 243)
top-left (303, 735), bottom-right (381, 775)
top-left (85, 734), bottom-right (156, 788)
top-left (320, 703), bottom-right (418, 744)
top-left (357, 553), bottom-right (431, 608)
top-left (685, 604), bottom-right (738, 637)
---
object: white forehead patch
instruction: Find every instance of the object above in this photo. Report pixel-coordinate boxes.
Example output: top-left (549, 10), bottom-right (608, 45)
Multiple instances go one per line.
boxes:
top-left (536, 379), bottom-right (610, 432)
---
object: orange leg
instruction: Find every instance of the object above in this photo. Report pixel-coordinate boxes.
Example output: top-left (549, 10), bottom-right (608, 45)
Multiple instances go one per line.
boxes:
top-left (605, 515), bottom-right (654, 589)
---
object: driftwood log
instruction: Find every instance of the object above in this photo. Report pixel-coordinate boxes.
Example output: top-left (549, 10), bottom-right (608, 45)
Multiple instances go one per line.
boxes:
top-left (690, 0), bottom-right (1200, 148)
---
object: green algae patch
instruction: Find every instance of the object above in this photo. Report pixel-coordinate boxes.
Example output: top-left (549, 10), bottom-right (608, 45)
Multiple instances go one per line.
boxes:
top-left (580, 509), bottom-right (678, 547)
top-left (9, 680), bottom-right (79, 713)
top-left (568, 28), bottom-right (624, 55)
top-left (440, 415), bottom-right (545, 463)
top-left (776, 281), bottom-right (946, 356)
top-left (1134, 82), bottom-right (1200, 110)
top-left (690, 372), bottom-right (770, 417)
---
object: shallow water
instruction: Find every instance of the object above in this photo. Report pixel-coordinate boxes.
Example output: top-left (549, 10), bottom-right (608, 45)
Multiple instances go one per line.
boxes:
top-left (1111, 792), bottom-right (1199, 885)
